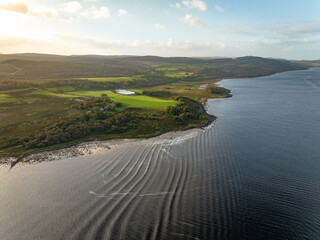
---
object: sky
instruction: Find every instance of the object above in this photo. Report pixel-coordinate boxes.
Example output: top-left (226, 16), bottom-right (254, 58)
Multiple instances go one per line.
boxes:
top-left (0, 0), bottom-right (319, 59)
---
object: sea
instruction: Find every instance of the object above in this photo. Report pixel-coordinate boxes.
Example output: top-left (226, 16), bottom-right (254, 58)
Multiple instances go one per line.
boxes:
top-left (0, 68), bottom-right (319, 240)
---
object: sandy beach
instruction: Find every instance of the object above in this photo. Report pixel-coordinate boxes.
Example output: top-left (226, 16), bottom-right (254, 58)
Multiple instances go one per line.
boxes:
top-left (0, 127), bottom-right (206, 166)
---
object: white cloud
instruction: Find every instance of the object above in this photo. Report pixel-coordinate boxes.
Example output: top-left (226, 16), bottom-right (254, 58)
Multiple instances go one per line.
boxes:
top-left (0, 2), bottom-right (28, 14)
top-left (182, 0), bottom-right (207, 11)
top-left (215, 5), bottom-right (225, 12)
top-left (170, 3), bottom-right (181, 9)
top-left (0, 2), bottom-right (57, 18)
top-left (29, 6), bottom-right (58, 18)
top-left (61, 1), bottom-right (82, 13)
top-left (82, 6), bottom-right (111, 19)
top-left (154, 23), bottom-right (167, 30)
top-left (180, 14), bottom-right (206, 28)
top-left (118, 9), bottom-right (127, 16)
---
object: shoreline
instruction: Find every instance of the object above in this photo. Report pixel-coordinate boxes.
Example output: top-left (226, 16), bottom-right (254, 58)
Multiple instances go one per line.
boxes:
top-left (0, 101), bottom-right (216, 167)
top-left (0, 126), bottom-right (209, 167)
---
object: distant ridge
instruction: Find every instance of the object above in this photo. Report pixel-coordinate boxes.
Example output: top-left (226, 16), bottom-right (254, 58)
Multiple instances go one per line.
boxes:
top-left (0, 53), bottom-right (308, 80)
top-left (0, 53), bottom-right (317, 64)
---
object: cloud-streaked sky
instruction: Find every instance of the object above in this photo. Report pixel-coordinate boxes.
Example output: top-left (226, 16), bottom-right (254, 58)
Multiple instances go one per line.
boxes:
top-left (0, 0), bottom-right (319, 59)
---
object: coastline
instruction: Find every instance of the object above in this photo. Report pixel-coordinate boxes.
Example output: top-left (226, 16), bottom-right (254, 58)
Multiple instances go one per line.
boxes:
top-left (2, 68), bottom-right (308, 166)
top-left (0, 126), bottom-right (208, 167)
top-left (0, 100), bottom-right (216, 167)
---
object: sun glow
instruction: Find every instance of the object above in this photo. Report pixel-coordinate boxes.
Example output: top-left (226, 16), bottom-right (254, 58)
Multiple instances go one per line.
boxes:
top-left (0, 10), bottom-right (28, 35)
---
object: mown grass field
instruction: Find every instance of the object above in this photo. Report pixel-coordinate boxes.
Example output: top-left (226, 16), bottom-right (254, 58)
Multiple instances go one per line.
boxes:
top-left (28, 88), bottom-right (177, 110)
top-left (67, 90), bottom-right (177, 110)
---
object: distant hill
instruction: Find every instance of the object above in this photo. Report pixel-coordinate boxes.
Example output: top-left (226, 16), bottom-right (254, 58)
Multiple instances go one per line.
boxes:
top-left (0, 53), bottom-right (308, 80)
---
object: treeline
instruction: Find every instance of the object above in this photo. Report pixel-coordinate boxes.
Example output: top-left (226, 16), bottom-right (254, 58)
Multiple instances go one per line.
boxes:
top-left (164, 97), bottom-right (203, 122)
top-left (141, 90), bottom-right (172, 98)
top-left (7, 110), bottom-right (139, 150)
top-left (0, 78), bottom-right (131, 91)
top-left (76, 94), bottom-right (111, 109)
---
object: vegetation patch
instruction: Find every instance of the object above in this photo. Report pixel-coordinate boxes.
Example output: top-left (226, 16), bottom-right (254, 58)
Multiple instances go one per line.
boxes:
top-left (0, 94), bottom-right (18, 104)
top-left (165, 73), bottom-right (193, 78)
top-left (206, 86), bottom-right (232, 98)
top-left (30, 88), bottom-right (77, 98)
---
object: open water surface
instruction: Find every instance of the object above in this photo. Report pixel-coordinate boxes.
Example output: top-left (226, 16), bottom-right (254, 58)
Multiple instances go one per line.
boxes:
top-left (0, 68), bottom-right (319, 239)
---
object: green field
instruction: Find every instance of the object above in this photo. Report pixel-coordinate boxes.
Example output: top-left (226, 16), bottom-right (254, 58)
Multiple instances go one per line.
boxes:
top-left (0, 94), bottom-right (17, 104)
top-left (26, 88), bottom-right (177, 110)
top-left (30, 88), bottom-right (77, 98)
top-left (64, 90), bottom-right (176, 110)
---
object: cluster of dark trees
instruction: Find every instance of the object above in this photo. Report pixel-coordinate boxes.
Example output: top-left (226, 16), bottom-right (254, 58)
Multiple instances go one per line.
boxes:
top-left (14, 110), bottom-right (137, 150)
top-left (206, 86), bottom-right (232, 97)
top-left (141, 90), bottom-right (172, 98)
top-left (0, 79), bottom-right (125, 91)
top-left (165, 97), bottom-right (202, 122)
top-left (76, 94), bottom-right (111, 109)
top-left (3, 94), bottom-right (125, 150)
top-left (74, 94), bottom-right (122, 114)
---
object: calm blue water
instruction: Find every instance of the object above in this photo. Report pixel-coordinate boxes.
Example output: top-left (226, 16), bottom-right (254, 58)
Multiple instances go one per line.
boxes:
top-left (0, 68), bottom-right (319, 240)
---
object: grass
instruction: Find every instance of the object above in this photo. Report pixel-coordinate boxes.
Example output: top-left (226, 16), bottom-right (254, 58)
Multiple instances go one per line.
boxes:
top-left (66, 90), bottom-right (177, 110)
top-left (1, 78), bottom-right (215, 111)
top-left (1, 88), bottom-right (33, 94)
top-left (30, 87), bottom-right (78, 98)
top-left (0, 94), bottom-right (79, 153)
top-left (27, 88), bottom-right (177, 110)
top-left (140, 80), bottom-right (219, 100)
top-left (0, 89), bottom-right (52, 105)
top-left (165, 73), bottom-right (193, 78)
top-left (0, 94), bottom-right (19, 104)
top-left (21, 97), bottom-right (42, 104)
